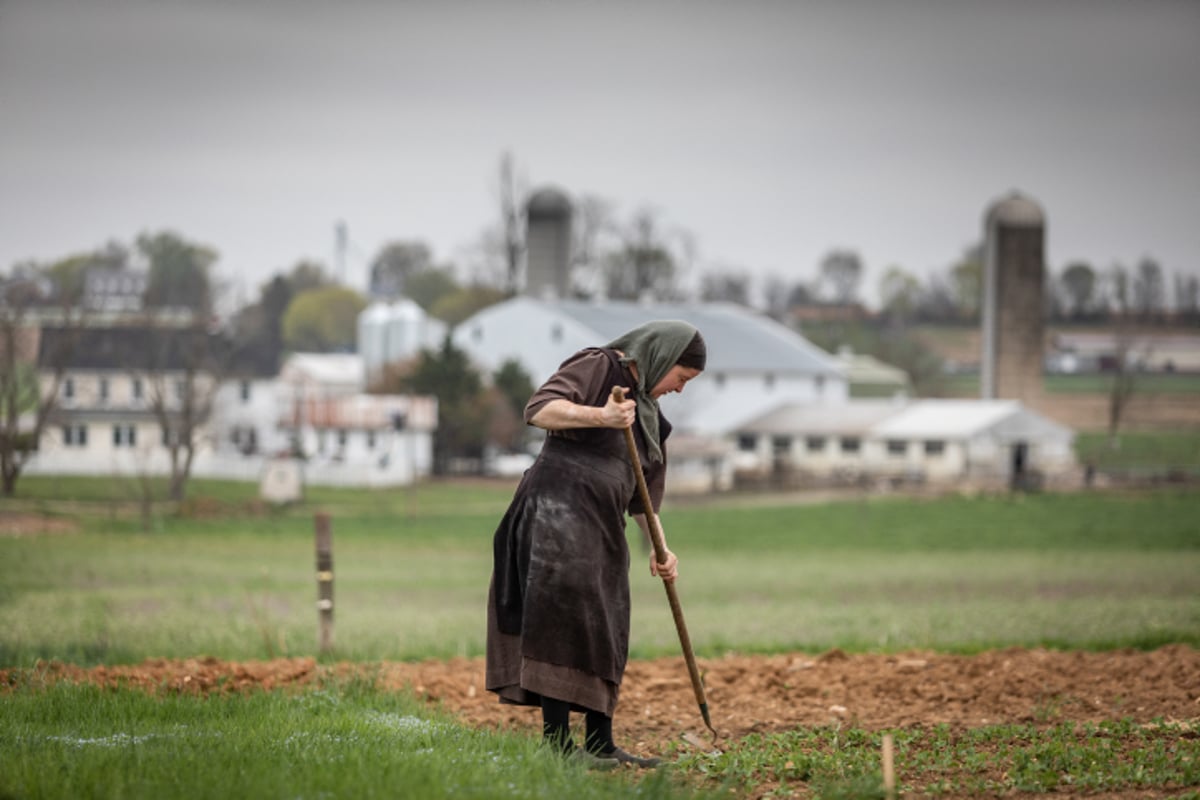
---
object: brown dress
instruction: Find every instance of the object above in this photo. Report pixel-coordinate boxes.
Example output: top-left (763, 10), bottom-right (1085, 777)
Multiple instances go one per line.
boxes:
top-left (486, 348), bottom-right (668, 715)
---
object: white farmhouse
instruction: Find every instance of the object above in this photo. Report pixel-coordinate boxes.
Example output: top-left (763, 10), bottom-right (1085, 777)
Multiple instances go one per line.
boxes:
top-left (29, 325), bottom-right (437, 489)
top-left (30, 325), bottom-right (223, 478)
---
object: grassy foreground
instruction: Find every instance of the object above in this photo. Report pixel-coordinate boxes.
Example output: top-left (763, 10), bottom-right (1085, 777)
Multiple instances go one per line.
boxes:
top-left (2, 479), bottom-right (1198, 798)
top-left (5, 678), bottom-right (1196, 800)
top-left (0, 678), bottom-right (715, 800)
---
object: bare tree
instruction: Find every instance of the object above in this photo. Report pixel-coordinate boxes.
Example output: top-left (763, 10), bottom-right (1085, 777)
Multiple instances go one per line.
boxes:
top-left (604, 207), bottom-right (686, 301)
top-left (139, 318), bottom-right (228, 504)
top-left (700, 268), bottom-right (752, 305)
top-left (1132, 257), bottom-right (1165, 321)
top-left (369, 241), bottom-right (434, 298)
top-left (759, 273), bottom-right (791, 321)
top-left (0, 275), bottom-right (86, 496)
top-left (1059, 261), bottom-right (1097, 318)
top-left (498, 151), bottom-right (526, 294)
top-left (1104, 263), bottom-right (1130, 316)
top-left (878, 265), bottom-right (921, 325)
top-left (569, 193), bottom-right (617, 298)
top-left (818, 249), bottom-right (863, 305)
top-left (1174, 271), bottom-right (1199, 319)
top-left (1106, 318), bottom-right (1151, 447)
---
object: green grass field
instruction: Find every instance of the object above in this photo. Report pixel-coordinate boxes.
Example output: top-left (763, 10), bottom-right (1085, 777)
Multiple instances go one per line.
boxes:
top-left (2, 478), bottom-right (1198, 798)
top-left (3, 483), bottom-right (1198, 666)
top-left (939, 371), bottom-right (1200, 397)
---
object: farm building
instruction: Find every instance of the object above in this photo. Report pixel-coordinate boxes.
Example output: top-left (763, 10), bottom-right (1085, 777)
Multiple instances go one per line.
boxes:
top-left (452, 297), bottom-right (846, 491)
top-left (734, 399), bottom-right (1076, 489)
top-left (27, 330), bottom-right (437, 488)
top-left (452, 296), bottom-right (848, 437)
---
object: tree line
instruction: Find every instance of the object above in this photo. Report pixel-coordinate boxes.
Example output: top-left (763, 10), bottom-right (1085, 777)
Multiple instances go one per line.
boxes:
top-left (4, 152), bottom-right (1196, 497)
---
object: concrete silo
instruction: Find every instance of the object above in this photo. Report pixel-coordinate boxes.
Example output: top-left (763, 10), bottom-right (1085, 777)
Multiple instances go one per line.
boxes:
top-left (980, 191), bottom-right (1046, 405)
top-left (524, 187), bottom-right (573, 300)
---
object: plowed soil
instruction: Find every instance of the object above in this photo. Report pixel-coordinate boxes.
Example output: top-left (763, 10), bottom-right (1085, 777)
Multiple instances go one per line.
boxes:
top-left (9, 646), bottom-right (1197, 745)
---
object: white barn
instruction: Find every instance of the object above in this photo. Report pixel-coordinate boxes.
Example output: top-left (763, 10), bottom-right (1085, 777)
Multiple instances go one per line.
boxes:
top-left (452, 297), bottom-right (848, 436)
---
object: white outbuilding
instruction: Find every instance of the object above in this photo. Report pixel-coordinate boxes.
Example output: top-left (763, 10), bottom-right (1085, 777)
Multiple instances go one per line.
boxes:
top-left (867, 399), bottom-right (1076, 486)
top-left (734, 398), bottom-right (1076, 489)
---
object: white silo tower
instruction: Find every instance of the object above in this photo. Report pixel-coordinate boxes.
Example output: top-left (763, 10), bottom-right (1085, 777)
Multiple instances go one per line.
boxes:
top-left (358, 299), bottom-right (447, 384)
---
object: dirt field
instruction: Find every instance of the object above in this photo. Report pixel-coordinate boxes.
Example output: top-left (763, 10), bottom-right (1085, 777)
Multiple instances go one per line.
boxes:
top-left (7, 647), bottom-right (1198, 798)
top-left (9, 646), bottom-right (1197, 745)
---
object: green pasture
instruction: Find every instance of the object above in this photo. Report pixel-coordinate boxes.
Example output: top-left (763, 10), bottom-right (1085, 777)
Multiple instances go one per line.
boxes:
top-left (2, 480), bottom-right (1198, 666)
top-left (939, 370), bottom-right (1200, 397)
top-left (3, 480), bottom-right (1199, 799)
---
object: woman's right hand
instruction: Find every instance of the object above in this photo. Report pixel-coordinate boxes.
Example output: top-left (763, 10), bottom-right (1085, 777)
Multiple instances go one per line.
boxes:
top-left (601, 388), bottom-right (637, 429)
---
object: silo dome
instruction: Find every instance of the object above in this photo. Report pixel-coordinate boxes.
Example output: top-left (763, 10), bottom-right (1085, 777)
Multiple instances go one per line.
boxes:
top-left (986, 191), bottom-right (1045, 227)
top-left (526, 187), bottom-right (572, 219)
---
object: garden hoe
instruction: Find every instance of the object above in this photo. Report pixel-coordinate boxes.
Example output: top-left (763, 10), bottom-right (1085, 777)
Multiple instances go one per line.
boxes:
top-left (612, 387), bottom-right (723, 752)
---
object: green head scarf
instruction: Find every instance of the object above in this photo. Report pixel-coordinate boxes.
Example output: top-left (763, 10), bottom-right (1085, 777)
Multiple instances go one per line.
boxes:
top-left (605, 320), bottom-right (704, 463)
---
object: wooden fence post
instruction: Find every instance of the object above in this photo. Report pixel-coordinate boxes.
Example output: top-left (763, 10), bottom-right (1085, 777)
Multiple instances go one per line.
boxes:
top-left (315, 512), bottom-right (334, 654)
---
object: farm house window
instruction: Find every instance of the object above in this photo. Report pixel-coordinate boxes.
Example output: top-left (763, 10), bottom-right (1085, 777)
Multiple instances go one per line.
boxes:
top-left (887, 440), bottom-right (907, 457)
top-left (737, 434), bottom-right (757, 452)
top-left (62, 424), bottom-right (88, 447)
top-left (132, 378), bottom-right (144, 400)
top-left (113, 424), bottom-right (137, 447)
top-left (240, 380), bottom-right (251, 402)
top-left (62, 378), bottom-right (75, 400)
top-left (772, 436), bottom-right (792, 455)
top-left (840, 437), bottom-right (860, 454)
top-left (924, 440), bottom-right (946, 456)
top-left (99, 377), bottom-right (109, 403)
top-left (805, 436), bottom-right (826, 452)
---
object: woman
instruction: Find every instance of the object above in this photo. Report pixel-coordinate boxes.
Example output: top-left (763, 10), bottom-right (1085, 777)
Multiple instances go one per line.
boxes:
top-left (486, 320), bottom-right (706, 769)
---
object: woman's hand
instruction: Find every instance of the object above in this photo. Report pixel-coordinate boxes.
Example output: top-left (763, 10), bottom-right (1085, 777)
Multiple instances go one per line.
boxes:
top-left (650, 548), bottom-right (678, 583)
top-left (600, 388), bottom-right (637, 429)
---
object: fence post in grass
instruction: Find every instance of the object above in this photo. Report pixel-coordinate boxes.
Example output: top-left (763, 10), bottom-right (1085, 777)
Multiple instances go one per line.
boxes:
top-left (882, 733), bottom-right (896, 799)
top-left (315, 512), bottom-right (334, 654)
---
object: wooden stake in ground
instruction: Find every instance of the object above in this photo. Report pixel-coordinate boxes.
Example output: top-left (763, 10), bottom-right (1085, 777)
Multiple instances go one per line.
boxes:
top-left (314, 512), bottom-right (334, 654)
top-left (882, 733), bottom-right (896, 799)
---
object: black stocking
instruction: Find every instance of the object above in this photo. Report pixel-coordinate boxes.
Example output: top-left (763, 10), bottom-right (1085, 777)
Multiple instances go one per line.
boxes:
top-left (584, 709), bottom-right (615, 755)
top-left (540, 696), bottom-right (572, 753)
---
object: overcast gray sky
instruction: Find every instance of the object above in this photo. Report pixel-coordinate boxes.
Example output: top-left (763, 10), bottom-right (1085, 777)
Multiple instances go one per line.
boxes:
top-left (2, 0), bottom-right (1198, 308)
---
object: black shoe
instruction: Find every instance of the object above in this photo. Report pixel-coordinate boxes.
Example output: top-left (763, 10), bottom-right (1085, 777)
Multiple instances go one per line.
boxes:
top-left (568, 747), bottom-right (619, 771)
top-left (606, 747), bottom-right (663, 769)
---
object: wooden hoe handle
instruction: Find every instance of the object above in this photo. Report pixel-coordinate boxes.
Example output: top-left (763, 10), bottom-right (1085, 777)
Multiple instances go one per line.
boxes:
top-left (611, 386), bottom-right (716, 738)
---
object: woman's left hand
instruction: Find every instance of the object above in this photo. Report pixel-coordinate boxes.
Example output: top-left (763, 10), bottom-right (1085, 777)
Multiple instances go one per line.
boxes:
top-left (650, 548), bottom-right (679, 583)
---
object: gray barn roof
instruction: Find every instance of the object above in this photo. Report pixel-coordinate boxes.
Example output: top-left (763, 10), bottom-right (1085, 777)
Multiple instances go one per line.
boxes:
top-left (553, 300), bottom-right (841, 375)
